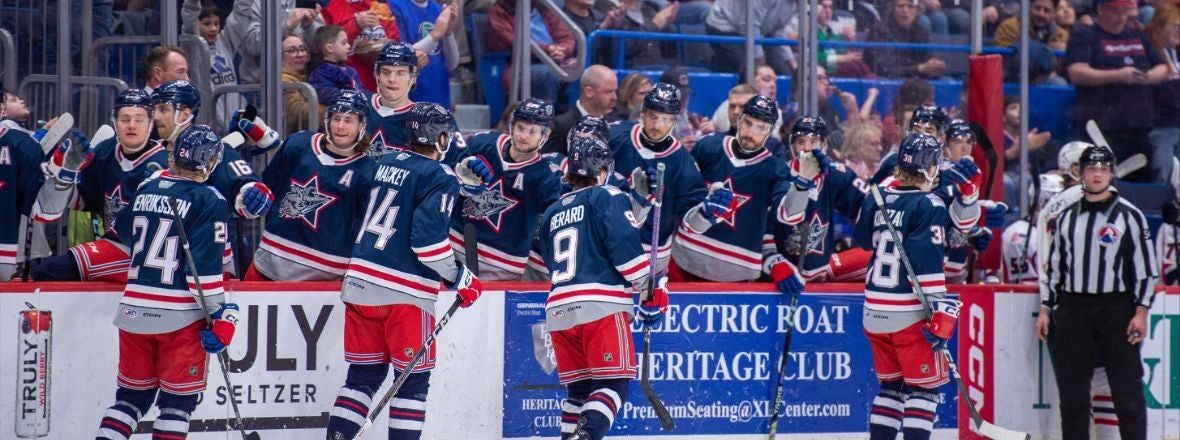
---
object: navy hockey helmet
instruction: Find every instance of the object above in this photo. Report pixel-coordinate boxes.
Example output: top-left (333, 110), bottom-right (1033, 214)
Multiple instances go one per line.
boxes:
top-left (742, 94), bottom-right (779, 125)
top-left (567, 115), bottom-right (611, 145)
top-left (512, 97), bottom-right (555, 128)
top-left (151, 80), bottom-right (201, 116)
top-left (1078, 145), bottom-right (1116, 170)
top-left (897, 132), bottom-right (944, 181)
top-left (566, 136), bottom-right (614, 180)
top-left (789, 116), bottom-right (828, 145)
top-left (407, 102), bottom-right (456, 155)
top-left (172, 125), bottom-right (223, 174)
top-left (376, 41), bottom-right (419, 73)
top-left (326, 90), bottom-right (369, 123)
top-left (115, 88), bottom-right (155, 116)
top-left (643, 82), bottom-right (682, 115)
top-left (908, 105), bottom-right (949, 137)
top-left (946, 119), bottom-right (973, 142)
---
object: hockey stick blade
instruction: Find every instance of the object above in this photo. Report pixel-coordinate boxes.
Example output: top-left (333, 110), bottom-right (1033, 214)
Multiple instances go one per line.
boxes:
top-left (91, 124), bottom-right (116, 147)
top-left (1085, 120), bottom-right (1110, 150)
top-left (1116, 153), bottom-right (1147, 179)
top-left (979, 422), bottom-right (1032, 440)
top-left (39, 112), bottom-right (74, 155)
top-left (222, 132), bottom-right (247, 149)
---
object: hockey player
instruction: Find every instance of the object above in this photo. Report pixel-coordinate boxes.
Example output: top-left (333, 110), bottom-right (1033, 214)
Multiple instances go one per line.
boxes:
top-left (773, 115), bottom-right (873, 283)
top-left (671, 95), bottom-right (793, 283)
top-left (607, 82), bottom-right (726, 272)
top-left (326, 103), bottom-right (482, 440)
top-left (30, 89), bottom-right (169, 282)
top-left (95, 125), bottom-right (237, 440)
top-left (537, 136), bottom-right (667, 440)
top-left (871, 105), bottom-right (950, 185)
top-left (0, 98), bottom-right (45, 281)
top-left (936, 121), bottom-right (989, 283)
top-left (365, 42), bottom-right (420, 156)
top-left (854, 132), bottom-right (960, 440)
top-left (246, 91), bottom-right (377, 281)
top-left (1002, 173), bottom-right (1064, 284)
top-left (448, 97), bottom-right (563, 280)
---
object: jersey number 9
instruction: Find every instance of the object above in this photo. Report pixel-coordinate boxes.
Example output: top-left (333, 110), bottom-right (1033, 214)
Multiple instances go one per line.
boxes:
top-left (550, 228), bottom-right (579, 283)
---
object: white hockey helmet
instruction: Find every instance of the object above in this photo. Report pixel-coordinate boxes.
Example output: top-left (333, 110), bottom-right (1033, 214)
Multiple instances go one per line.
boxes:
top-left (1058, 141), bottom-right (1093, 180)
top-left (1030, 173), bottom-right (1065, 211)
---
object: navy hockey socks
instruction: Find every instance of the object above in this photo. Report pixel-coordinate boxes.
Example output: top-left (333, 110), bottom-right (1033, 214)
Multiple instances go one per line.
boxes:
top-left (560, 381), bottom-right (592, 439)
top-left (900, 385), bottom-right (939, 440)
top-left (96, 387), bottom-right (156, 440)
top-left (868, 380), bottom-right (905, 440)
top-left (387, 371), bottom-right (430, 440)
top-left (327, 363), bottom-right (388, 440)
top-left (153, 391), bottom-right (198, 439)
top-left (573, 380), bottom-right (628, 440)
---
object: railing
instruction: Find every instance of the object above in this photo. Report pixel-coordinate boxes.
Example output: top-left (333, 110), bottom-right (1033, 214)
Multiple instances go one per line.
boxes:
top-left (0, 27), bottom-right (15, 91)
top-left (509, 0), bottom-right (587, 102)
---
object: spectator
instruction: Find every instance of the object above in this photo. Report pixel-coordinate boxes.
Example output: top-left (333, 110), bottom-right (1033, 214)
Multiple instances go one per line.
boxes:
top-left (993, 0), bottom-right (1071, 84)
top-left (321, 0), bottom-right (402, 44)
top-left (390, 0), bottom-right (461, 107)
top-left (487, 0), bottom-right (577, 103)
top-left (817, 0), bottom-right (875, 77)
top-left (660, 67), bottom-right (714, 149)
top-left (563, 0), bottom-right (616, 36)
top-left (224, 0), bottom-right (323, 84)
top-left (611, 72), bottom-right (653, 121)
top-left (593, 0), bottom-right (679, 68)
top-left (918, 0), bottom-right (972, 35)
top-left (881, 77), bottom-right (934, 148)
top-left (705, 0), bottom-right (797, 74)
top-left (543, 65), bottom-right (618, 155)
top-left (840, 122), bottom-right (885, 181)
top-left (0, 90), bottom-right (31, 133)
top-left (713, 63), bottom-right (782, 136)
top-left (308, 25), bottom-right (366, 110)
top-left (713, 83), bottom-right (785, 148)
top-left (1066, 0), bottom-right (1170, 182)
top-left (1001, 95), bottom-right (1055, 213)
top-left (866, 0), bottom-right (948, 79)
top-left (1057, 0), bottom-right (1079, 30)
top-left (143, 46), bottom-right (191, 94)
top-left (281, 33), bottom-right (313, 135)
top-left (814, 67), bottom-right (863, 145)
top-left (1146, 4), bottom-right (1179, 183)
top-left (182, 0), bottom-right (247, 124)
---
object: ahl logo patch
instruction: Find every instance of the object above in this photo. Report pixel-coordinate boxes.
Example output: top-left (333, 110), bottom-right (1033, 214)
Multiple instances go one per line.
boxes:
top-left (604, 352), bottom-right (613, 362)
top-left (122, 308), bottom-right (137, 319)
top-left (920, 364), bottom-right (930, 374)
top-left (405, 348), bottom-right (415, 357)
top-left (189, 365), bottom-right (199, 377)
top-left (1098, 224), bottom-right (1120, 246)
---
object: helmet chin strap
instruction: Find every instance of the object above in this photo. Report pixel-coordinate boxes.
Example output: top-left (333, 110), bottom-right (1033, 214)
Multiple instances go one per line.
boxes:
top-left (165, 111), bottom-right (194, 145)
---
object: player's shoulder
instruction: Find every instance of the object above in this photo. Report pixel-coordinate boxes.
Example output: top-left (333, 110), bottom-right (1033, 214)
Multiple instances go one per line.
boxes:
top-left (922, 192), bottom-right (948, 209)
top-left (1002, 220), bottom-right (1030, 238)
top-left (91, 137), bottom-right (120, 158)
top-left (0, 127), bottom-right (42, 154)
top-left (609, 120), bottom-right (636, 137)
top-left (468, 130), bottom-right (505, 147)
top-left (694, 133), bottom-right (726, 152)
top-left (286, 130), bottom-right (317, 147)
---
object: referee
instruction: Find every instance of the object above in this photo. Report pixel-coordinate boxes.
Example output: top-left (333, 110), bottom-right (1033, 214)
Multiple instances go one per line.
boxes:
top-left (1036, 145), bottom-right (1159, 440)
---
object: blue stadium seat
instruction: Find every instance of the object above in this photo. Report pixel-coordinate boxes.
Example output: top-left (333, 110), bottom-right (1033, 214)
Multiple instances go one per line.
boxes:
top-left (468, 13), bottom-right (511, 123)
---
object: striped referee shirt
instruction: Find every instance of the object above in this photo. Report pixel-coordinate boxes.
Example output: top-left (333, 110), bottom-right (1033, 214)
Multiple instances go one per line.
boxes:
top-left (1044, 190), bottom-right (1159, 308)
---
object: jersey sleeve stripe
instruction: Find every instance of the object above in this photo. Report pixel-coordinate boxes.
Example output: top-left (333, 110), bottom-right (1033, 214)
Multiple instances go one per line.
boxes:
top-left (615, 255), bottom-right (649, 281)
top-left (412, 241), bottom-right (454, 262)
top-left (675, 230), bottom-right (764, 267)
top-left (346, 259), bottom-right (440, 299)
top-left (123, 289), bottom-right (199, 304)
top-left (258, 232), bottom-right (350, 274)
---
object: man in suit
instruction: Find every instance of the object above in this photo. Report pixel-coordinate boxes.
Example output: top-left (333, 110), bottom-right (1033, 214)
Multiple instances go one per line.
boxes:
top-left (543, 64), bottom-right (618, 155)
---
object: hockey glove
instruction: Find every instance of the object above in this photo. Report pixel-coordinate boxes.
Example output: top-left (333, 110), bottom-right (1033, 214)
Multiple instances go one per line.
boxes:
top-left (450, 264), bottom-right (483, 308)
top-left (200, 303), bottom-right (240, 354)
top-left (637, 276), bottom-right (669, 327)
top-left (456, 155), bottom-right (494, 196)
top-left (235, 182), bottom-right (274, 218)
top-left (791, 148), bottom-right (830, 189)
top-left (921, 298), bottom-right (962, 350)
top-left (629, 165), bottom-right (659, 205)
top-left (47, 129), bottom-right (94, 187)
top-left (235, 114), bottom-right (281, 151)
top-left (944, 158), bottom-right (980, 203)
top-left (968, 226), bottom-right (993, 253)
top-left (982, 201), bottom-right (1008, 228)
top-left (701, 182), bottom-right (736, 224)
top-left (765, 254), bottom-right (805, 302)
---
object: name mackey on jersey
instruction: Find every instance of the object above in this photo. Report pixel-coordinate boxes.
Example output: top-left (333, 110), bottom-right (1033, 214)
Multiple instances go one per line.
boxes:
top-left (342, 149), bottom-right (461, 313)
top-left (539, 185), bottom-right (649, 331)
top-left (255, 132), bottom-right (376, 280)
top-left (118, 172), bottom-right (229, 335)
top-left (854, 186), bottom-right (949, 312)
top-left (0, 128), bottom-right (45, 266)
top-left (448, 131), bottom-right (564, 279)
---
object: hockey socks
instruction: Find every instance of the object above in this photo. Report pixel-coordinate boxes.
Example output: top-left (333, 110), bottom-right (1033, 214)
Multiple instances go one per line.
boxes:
top-left (900, 386), bottom-right (939, 440)
top-left (868, 380), bottom-right (905, 440)
top-left (387, 372), bottom-right (430, 440)
top-left (152, 392), bottom-right (198, 440)
top-left (572, 380), bottom-right (628, 440)
top-left (561, 381), bottom-right (592, 439)
top-left (96, 387), bottom-right (156, 440)
top-left (327, 364), bottom-right (387, 440)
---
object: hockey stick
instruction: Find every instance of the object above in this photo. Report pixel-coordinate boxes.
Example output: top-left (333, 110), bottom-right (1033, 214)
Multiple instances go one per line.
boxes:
top-left (639, 162), bottom-right (675, 431)
top-left (1086, 120), bottom-right (1148, 179)
top-left (20, 212), bottom-right (34, 281)
top-left (38, 113), bottom-right (74, 155)
top-left (767, 205), bottom-right (811, 439)
top-left (165, 197), bottom-right (260, 440)
top-left (463, 222), bottom-right (479, 273)
top-left (353, 297), bottom-right (463, 440)
top-left (968, 121), bottom-right (999, 201)
top-left (868, 185), bottom-right (1030, 440)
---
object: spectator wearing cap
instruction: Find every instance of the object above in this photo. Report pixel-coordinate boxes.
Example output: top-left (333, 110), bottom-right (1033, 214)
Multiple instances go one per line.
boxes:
top-left (1066, 0), bottom-right (1170, 182)
top-left (487, 0), bottom-right (577, 103)
top-left (661, 67), bottom-right (714, 150)
top-left (1146, 4), bottom-right (1179, 183)
top-left (865, 0), bottom-right (948, 79)
top-left (543, 65), bottom-right (618, 156)
top-left (389, 0), bottom-right (461, 107)
top-left (705, 0), bottom-right (797, 75)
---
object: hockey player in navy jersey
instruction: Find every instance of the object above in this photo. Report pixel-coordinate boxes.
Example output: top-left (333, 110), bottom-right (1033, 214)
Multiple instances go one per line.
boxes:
top-left (854, 132), bottom-right (961, 440)
top-left (327, 103), bottom-right (483, 440)
top-left (538, 136), bottom-right (666, 440)
top-left (365, 42), bottom-right (420, 157)
top-left (246, 91), bottom-right (377, 281)
top-left (30, 89), bottom-right (169, 282)
top-left (448, 97), bottom-right (564, 280)
top-left (936, 121), bottom-right (990, 283)
top-left (607, 82), bottom-right (728, 272)
top-left (871, 105), bottom-right (950, 185)
top-left (670, 94), bottom-right (793, 283)
top-left (95, 125), bottom-right (237, 440)
top-left (0, 98), bottom-right (45, 281)
top-left (774, 115), bottom-right (874, 283)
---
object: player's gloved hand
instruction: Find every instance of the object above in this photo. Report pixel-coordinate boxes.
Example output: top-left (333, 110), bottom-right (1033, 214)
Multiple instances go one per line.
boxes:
top-left (944, 158), bottom-right (980, 202)
top-left (629, 166), bottom-right (659, 205)
top-left (200, 303), bottom-right (240, 354)
top-left (765, 254), bottom-right (805, 302)
top-left (456, 155), bottom-right (494, 196)
top-left (967, 226), bottom-right (993, 253)
top-left (701, 183), bottom-right (736, 224)
top-left (235, 114), bottom-right (281, 151)
top-left (48, 129), bottom-right (95, 186)
top-left (921, 298), bottom-right (962, 350)
top-left (450, 264), bottom-right (483, 308)
top-left (637, 276), bottom-right (669, 326)
top-left (791, 148), bottom-right (830, 189)
top-left (235, 182), bottom-right (274, 218)
top-left (982, 201), bottom-right (1008, 228)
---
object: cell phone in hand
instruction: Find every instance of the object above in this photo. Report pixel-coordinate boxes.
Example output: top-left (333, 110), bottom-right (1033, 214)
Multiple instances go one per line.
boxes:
top-left (295, 0), bottom-right (317, 9)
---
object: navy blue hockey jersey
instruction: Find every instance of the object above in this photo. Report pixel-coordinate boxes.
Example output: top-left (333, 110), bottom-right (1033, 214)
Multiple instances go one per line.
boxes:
top-left (854, 184), bottom-right (949, 312)
top-left (341, 149), bottom-right (461, 311)
top-left (60, 139), bottom-right (169, 229)
top-left (447, 131), bottom-right (564, 280)
top-left (539, 185), bottom-right (649, 330)
top-left (255, 132), bottom-right (376, 280)
top-left (777, 162), bottom-right (869, 279)
top-left (0, 128), bottom-right (45, 268)
top-left (118, 171), bottom-right (229, 334)
top-left (364, 94), bottom-right (414, 156)
top-left (608, 121), bottom-right (706, 264)
top-left (673, 134), bottom-right (791, 281)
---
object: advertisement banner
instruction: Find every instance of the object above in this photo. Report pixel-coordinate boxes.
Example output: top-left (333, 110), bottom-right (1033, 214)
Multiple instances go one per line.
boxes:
top-left (503, 290), bottom-right (959, 438)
